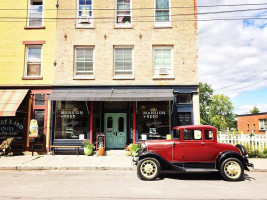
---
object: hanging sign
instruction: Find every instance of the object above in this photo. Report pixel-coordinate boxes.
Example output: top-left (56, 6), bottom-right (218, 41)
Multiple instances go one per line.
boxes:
top-left (29, 119), bottom-right (38, 137)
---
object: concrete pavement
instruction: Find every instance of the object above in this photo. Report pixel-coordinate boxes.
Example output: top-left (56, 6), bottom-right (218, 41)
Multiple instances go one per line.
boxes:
top-left (0, 151), bottom-right (266, 171)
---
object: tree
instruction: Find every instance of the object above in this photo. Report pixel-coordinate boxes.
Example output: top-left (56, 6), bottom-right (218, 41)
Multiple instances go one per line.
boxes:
top-left (208, 94), bottom-right (236, 130)
top-left (250, 106), bottom-right (260, 114)
top-left (199, 82), bottom-right (213, 125)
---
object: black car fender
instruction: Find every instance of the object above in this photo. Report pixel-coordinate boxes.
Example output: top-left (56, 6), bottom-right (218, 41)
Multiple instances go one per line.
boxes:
top-left (216, 151), bottom-right (249, 171)
top-left (138, 151), bottom-right (185, 171)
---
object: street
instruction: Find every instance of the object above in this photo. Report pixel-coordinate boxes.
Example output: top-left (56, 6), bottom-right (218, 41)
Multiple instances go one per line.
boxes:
top-left (0, 170), bottom-right (266, 200)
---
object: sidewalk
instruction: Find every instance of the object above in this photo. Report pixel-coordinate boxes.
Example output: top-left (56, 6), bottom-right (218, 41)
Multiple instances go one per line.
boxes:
top-left (0, 153), bottom-right (266, 171)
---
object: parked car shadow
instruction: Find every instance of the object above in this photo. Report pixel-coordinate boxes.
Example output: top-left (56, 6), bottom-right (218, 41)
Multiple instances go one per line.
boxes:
top-left (158, 171), bottom-right (254, 182)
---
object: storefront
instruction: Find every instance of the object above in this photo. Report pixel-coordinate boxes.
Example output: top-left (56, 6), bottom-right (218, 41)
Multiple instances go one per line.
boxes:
top-left (49, 86), bottom-right (199, 149)
top-left (0, 89), bottom-right (52, 152)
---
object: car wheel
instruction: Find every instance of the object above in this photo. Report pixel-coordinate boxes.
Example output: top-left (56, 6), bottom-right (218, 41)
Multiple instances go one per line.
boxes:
top-left (137, 157), bottom-right (160, 181)
top-left (220, 158), bottom-right (244, 181)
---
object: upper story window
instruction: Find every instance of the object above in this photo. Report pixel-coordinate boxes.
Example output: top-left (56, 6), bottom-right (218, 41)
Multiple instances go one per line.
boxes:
top-left (114, 47), bottom-right (133, 79)
top-left (155, 0), bottom-right (171, 27)
top-left (27, 0), bottom-right (43, 27)
top-left (74, 47), bottom-right (94, 78)
top-left (116, 0), bottom-right (131, 27)
top-left (259, 119), bottom-right (267, 131)
top-left (177, 94), bottom-right (192, 104)
top-left (25, 46), bottom-right (42, 77)
top-left (153, 46), bottom-right (173, 78)
top-left (77, 0), bottom-right (93, 27)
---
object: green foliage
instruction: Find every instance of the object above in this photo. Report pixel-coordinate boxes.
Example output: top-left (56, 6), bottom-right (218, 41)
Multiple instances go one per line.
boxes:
top-left (131, 143), bottom-right (141, 152)
top-left (199, 82), bottom-right (213, 125)
top-left (199, 82), bottom-right (237, 130)
top-left (83, 140), bottom-right (95, 149)
top-left (250, 106), bottom-right (260, 114)
top-left (244, 145), bottom-right (267, 158)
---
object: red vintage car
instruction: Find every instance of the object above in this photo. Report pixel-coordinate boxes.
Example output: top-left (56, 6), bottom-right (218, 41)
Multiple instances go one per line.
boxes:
top-left (133, 125), bottom-right (253, 181)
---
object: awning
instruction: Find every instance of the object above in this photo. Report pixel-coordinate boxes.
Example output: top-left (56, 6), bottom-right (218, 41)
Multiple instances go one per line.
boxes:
top-left (0, 89), bottom-right (28, 116)
top-left (48, 89), bottom-right (174, 101)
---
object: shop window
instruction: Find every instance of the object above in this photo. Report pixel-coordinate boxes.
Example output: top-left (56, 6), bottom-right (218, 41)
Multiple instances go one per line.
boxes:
top-left (183, 129), bottom-right (202, 140)
top-left (153, 46), bottom-right (173, 78)
top-left (34, 110), bottom-right (44, 143)
top-left (35, 94), bottom-right (45, 106)
top-left (74, 47), bottom-right (94, 77)
top-left (114, 47), bottom-right (133, 78)
top-left (177, 113), bottom-right (192, 126)
top-left (118, 117), bottom-right (124, 132)
top-left (25, 45), bottom-right (42, 77)
top-left (116, 0), bottom-right (131, 27)
top-left (137, 101), bottom-right (170, 140)
top-left (259, 119), bottom-right (267, 131)
top-left (28, 0), bottom-right (43, 27)
top-left (0, 117), bottom-right (25, 141)
top-left (205, 130), bottom-right (213, 140)
top-left (177, 93), bottom-right (192, 104)
top-left (54, 101), bottom-right (89, 140)
top-left (155, 0), bottom-right (171, 27)
top-left (77, 0), bottom-right (93, 27)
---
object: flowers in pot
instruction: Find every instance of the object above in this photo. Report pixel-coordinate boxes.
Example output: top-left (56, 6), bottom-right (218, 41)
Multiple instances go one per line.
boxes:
top-left (131, 143), bottom-right (141, 157)
top-left (98, 143), bottom-right (105, 156)
top-left (83, 140), bottom-right (95, 156)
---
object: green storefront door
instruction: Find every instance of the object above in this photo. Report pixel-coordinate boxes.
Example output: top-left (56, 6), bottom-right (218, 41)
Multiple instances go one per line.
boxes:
top-left (104, 113), bottom-right (127, 149)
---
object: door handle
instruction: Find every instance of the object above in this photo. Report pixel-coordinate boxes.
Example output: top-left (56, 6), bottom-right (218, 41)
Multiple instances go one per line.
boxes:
top-left (172, 142), bottom-right (175, 147)
top-left (201, 142), bottom-right (205, 146)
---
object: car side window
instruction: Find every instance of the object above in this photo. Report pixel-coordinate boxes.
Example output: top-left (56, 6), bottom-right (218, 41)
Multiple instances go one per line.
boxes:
top-left (174, 129), bottom-right (180, 140)
top-left (205, 130), bottom-right (213, 140)
top-left (183, 129), bottom-right (202, 140)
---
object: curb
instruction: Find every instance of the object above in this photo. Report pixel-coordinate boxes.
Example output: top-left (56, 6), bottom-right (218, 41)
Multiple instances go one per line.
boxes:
top-left (0, 166), bottom-right (136, 171)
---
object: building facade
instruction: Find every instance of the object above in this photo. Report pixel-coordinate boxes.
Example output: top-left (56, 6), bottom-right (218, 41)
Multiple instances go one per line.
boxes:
top-left (48, 0), bottom-right (200, 149)
top-left (0, 0), bottom-right (57, 152)
top-left (237, 113), bottom-right (267, 134)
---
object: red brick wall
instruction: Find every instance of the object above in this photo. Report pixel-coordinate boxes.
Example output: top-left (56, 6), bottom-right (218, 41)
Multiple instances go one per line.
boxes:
top-left (237, 113), bottom-right (267, 134)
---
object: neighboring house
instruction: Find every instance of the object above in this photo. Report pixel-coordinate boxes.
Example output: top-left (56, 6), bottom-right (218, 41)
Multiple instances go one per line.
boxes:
top-left (237, 113), bottom-right (267, 134)
top-left (0, 0), bottom-right (57, 152)
top-left (48, 0), bottom-right (200, 149)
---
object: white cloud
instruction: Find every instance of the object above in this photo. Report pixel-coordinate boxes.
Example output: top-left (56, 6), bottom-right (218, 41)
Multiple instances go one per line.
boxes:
top-left (236, 103), bottom-right (267, 115)
top-left (198, 0), bottom-right (267, 97)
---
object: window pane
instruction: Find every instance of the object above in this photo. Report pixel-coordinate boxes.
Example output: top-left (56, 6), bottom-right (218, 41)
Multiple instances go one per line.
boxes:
top-left (107, 117), bottom-right (113, 129)
top-left (156, 10), bottom-right (169, 22)
top-left (177, 94), bottom-right (192, 104)
top-left (205, 130), bottom-right (213, 140)
top-left (124, 49), bottom-right (132, 61)
top-left (75, 48), bottom-right (94, 76)
top-left (156, 0), bottom-right (169, 9)
top-left (124, 62), bottom-right (132, 70)
top-left (27, 64), bottom-right (41, 76)
top-left (183, 130), bottom-right (202, 140)
top-left (115, 62), bottom-right (124, 71)
top-left (35, 94), bottom-right (45, 106)
top-left (115, 49), bottom-right (124, 61)
top-left (29, 4), bottom-right (43, 27)
top-left (118, 117), bottom-right (124, 132)
top-left (28, 47), bottom-right (41, 62)
top-left (34, 110), bottom-right (45, 142)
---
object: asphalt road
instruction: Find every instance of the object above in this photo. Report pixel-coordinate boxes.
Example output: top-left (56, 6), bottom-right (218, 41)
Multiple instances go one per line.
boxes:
top-left (0, 170), bottom-right (266, 200)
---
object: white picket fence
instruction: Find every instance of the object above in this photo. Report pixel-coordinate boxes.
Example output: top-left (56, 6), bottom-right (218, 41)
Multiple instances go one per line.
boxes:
top-left (217, 131), bottom-right (267, 150)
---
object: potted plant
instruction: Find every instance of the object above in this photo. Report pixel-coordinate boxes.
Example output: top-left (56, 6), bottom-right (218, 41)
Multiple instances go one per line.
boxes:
top-left (98, 143), bottom-right (105, 156)
top-left (83, 140), bottom-right (94, 156)
top-left (131, 143), bottom-right (141, 157)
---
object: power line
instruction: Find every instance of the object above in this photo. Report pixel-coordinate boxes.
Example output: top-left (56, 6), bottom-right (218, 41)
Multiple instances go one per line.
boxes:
top-left (1, 2), bottom-right (267, 11)
top-left (216, 69), bottom-right (267, 91)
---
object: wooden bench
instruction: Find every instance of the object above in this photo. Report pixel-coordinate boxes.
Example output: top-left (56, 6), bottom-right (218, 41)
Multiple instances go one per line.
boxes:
top-left (50, 145), bottom-right (81, 156)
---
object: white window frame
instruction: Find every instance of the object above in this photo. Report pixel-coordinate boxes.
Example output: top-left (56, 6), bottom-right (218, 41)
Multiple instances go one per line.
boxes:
top-left (24, 45), bottom-right (43, 77)
top-left (74, 47), bottom-right (95, 79)
top-left (76, 0), bottom-right (94, 28)
top-left (152, 46), bottom-right (174, 79)
top-left (27, 0), bottom-right (44, 27)
top-left (115, 0), bottom-right (132, 28)
top-left (154, 0), bottom-right (171, 27)
top-left (113, 46), bottom-right (134, 79)
top-left (259, 119), bottom-right (267, 131)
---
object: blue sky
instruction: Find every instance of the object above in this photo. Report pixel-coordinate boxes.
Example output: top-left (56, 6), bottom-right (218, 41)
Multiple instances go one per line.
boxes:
top-left (198, 0), bottom-right (267, 115)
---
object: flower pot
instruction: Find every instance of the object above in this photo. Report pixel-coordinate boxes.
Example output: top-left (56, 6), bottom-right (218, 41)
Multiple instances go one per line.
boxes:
top-left (98, 147), bottom-right (105, 156)
top-left (84, 147), bottom-right (93, 156)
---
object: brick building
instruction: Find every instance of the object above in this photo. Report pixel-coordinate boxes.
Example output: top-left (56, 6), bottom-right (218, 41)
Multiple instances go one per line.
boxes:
top-left (237, 113), bottom-right (267, 134)
top-left (48, 0), bottom-right (200, 149)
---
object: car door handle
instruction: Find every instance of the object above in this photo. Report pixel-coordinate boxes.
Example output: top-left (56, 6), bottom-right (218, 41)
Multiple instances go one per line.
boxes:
top-left (201, 142), bottom-right (205, 146)
top-left (172, 142), bottom-right (175, 147)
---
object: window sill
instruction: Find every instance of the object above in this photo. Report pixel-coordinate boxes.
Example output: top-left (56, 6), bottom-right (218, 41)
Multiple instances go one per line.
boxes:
top-left (154, 22), bottom-right (172, 29)
top-left (24, 26), bottom-right (46, 30)
top-left (114, 26), bottom-right (133, 29)
top-left (113, 77), bottom-right (135, 80)
top-left (153, 76), bottom-right (175, 80)
top-left (73, 76), bottom-right (95, 80)
top-left (75, 26), bottom-right (95, 29)
top-left (22, 77), bottom-right (43, 80)
top-left (154, 26), bottom-right (173, 29)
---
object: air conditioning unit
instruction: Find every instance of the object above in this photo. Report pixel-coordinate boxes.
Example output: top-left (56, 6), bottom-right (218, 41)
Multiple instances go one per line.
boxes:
top-left (78, 17), bottom-right (92, 24)
top-left (159, 68), bottom-right (168, 75)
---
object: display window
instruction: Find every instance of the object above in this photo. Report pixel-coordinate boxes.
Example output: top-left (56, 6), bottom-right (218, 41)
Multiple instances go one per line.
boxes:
top-left (0, 117), bottom-right (25, 141)
top-left (54, 101), bottom-right (89, 140)
top-left (137, 101), bottom-right (170, 140)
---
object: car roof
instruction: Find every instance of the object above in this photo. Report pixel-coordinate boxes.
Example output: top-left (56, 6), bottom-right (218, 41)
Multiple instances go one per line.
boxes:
top-left (172, 125), bottom-right (216, 130)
